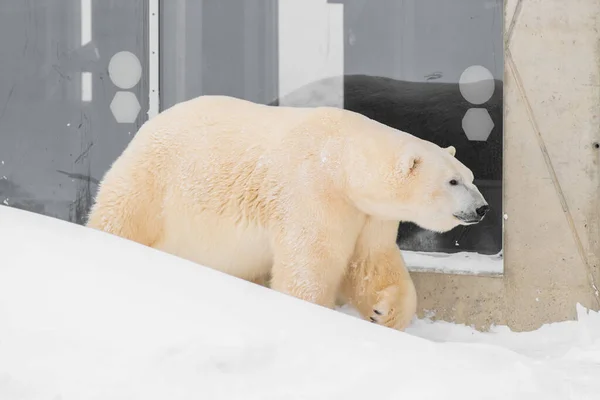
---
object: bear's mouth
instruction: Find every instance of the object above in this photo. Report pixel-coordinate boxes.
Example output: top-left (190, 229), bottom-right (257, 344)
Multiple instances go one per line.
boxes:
top-left (453, 214), bottom-right (482, 225)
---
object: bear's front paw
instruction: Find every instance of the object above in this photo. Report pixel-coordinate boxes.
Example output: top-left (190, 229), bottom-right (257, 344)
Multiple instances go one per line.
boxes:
top-left (368, 284), bottom-right (417, 331)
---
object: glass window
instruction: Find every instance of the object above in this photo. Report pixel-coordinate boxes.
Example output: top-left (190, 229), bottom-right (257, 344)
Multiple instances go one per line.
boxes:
top-left (160, 0), bottom-right (504, 274)
top-left (0, 0), bottom-right (504, 274)
top-left (0, 0), bottom-right (148, 224)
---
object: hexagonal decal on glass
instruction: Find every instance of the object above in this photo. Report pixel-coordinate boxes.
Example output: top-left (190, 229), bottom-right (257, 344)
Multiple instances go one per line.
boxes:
top-left (110, 91), bottom-right (141, 123)
top-left (462, 108), bottom-right (494, 141)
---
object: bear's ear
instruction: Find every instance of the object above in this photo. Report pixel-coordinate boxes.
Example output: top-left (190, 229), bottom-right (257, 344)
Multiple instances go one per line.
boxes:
top-left (398, 153), bottom-right (421, 176)
top-left (445, 146), bottom-right (456, 157)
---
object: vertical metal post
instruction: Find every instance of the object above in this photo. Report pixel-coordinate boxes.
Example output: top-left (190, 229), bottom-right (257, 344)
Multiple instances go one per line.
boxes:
top-left (148, 0), bottom-right (160, 118)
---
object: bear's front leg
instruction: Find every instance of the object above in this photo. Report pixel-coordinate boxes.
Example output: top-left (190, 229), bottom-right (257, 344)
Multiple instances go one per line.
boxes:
top-left (340, 219), bottom-right (417, 331)
top-left (269, 220), bottom-right (360, 309)
top-left (369, 272), bottom-right (417, 331)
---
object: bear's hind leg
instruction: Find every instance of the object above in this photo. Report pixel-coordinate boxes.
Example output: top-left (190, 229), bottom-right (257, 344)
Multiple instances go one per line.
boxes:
top-left (86, 173), bottom-right (162, 248)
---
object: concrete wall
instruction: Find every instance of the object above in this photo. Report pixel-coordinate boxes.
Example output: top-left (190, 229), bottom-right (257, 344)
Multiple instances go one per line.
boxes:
top-left (413, 0), bottom-right (600, 332)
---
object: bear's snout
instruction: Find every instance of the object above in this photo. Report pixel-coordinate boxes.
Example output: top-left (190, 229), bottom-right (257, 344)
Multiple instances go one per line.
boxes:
top-left (453, 200), bottom-right (489, 225)
top-left (476, 204), bottom-right (490, 218)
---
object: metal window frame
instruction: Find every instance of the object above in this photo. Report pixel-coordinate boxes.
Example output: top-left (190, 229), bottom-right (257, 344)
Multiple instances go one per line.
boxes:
top-left (148, 0), bottom-right (160, 119)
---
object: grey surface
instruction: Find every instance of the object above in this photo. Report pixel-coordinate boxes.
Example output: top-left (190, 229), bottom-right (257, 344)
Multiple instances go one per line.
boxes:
top-left (160, 0), bottom-right (278, 110)
top-left (337, 0), bottom-right (503, 83)
top-left (0, 0), bottom-right (148, 224)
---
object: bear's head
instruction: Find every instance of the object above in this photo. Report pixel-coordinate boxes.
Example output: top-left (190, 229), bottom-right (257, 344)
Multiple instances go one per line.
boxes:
top-left (344, 132), bottom-right (489, 233)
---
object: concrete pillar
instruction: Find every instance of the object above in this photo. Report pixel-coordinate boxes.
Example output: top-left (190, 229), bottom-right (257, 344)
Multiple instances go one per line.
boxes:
top-left (412, 0), bottom-right (600, 331)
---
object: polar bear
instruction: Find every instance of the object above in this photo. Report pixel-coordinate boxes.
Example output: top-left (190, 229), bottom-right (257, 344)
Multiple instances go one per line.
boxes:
top-left (86, 95), bottom-right (489, 331)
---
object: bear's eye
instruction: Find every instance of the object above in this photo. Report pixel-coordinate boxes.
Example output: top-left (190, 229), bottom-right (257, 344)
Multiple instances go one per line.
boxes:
top-left (449, 179), bottom-right (458, 186)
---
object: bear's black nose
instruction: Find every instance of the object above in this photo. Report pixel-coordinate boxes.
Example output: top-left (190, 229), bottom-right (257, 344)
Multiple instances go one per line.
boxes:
top-left (476, 205), bottom-right (490, 217)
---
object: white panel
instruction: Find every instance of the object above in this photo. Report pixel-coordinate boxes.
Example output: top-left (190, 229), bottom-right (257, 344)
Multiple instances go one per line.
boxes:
top-left (80, 0), bottom-right (91, 46)
top-left (81, 72), bottom-right (92, 102)
top-left (278, 0), bottom-right (344, 107)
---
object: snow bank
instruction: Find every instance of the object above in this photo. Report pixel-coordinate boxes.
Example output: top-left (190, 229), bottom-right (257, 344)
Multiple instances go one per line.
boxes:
top-left (403, 249), bottom-right (503, 276)
top-left (0, 205), bottom-right (598, 400)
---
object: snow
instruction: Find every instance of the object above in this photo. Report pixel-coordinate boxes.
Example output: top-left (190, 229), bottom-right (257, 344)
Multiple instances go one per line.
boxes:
top-left (404, 249), bottom-right (503, 276)
top-left (0, 205), bottom-right (599, 400)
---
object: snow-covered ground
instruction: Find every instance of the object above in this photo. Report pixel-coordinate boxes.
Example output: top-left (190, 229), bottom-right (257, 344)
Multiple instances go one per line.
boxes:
top-left (403, 249), bottom-right (503, 276)
top-left (0, 205), bottom-right (598, 400)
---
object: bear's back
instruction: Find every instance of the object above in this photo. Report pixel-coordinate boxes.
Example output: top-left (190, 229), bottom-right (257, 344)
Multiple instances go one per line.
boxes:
top-left (140, 95), bottom-right (396, 148)
top-left (146, 95), bottom-right (320, 144)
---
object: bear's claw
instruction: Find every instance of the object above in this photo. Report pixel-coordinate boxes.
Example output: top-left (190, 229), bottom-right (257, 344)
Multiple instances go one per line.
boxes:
top-left (370, 309), bottom-right (383, 323)
top-left (366, 284), bottom-right (416, 331)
